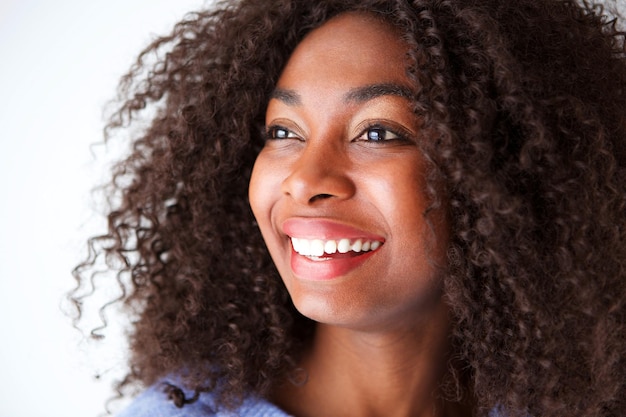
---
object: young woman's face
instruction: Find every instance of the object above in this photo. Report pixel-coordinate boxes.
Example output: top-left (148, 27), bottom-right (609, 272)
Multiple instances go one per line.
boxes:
top-left (249, 13), bottom-right (449, 331)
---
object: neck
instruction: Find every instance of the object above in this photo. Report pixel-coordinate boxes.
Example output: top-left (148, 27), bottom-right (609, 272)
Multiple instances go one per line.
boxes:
top-left (272, 303), bottom-right (470, 417)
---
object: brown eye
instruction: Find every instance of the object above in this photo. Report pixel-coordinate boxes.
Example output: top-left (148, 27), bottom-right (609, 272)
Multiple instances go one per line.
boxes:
top-left (266, 126), bottom-right (298, 140)
top-left (357, 126), bottom-right (403, 142)
top-left (366, 128), bottom-right (391, 141)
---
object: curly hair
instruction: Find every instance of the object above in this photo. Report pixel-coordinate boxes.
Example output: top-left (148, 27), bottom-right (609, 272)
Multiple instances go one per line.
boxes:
top-left (71, 0), bottom-right (626, 416)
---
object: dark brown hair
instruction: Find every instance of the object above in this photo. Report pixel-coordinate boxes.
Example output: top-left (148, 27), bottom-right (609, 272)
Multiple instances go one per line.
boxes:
top-left (71, 0), bottom-right (626, 416)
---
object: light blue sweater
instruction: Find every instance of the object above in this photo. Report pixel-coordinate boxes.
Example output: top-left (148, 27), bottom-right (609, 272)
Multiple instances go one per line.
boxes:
top-left (116, 381), bottom-right (292, 417)
top-left (117, 380), bottom-right (503, 417)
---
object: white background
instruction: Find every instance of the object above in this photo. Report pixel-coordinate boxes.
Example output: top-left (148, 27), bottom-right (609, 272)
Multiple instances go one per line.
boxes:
top-left (0, 1), bottom-right (209, 416)
top-left (2, 1), bottom-right (625, 417)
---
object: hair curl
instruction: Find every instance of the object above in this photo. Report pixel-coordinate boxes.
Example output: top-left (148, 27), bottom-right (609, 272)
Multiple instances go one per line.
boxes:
top-left (71, 0), bottom-right (626, 416)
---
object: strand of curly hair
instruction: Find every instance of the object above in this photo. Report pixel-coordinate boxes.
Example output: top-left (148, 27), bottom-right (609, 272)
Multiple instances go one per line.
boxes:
top-left (70, 0), bottom-right (626, 416)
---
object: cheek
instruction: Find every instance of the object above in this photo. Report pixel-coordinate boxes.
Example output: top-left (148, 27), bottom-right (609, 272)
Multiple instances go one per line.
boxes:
top-left (370, 158), bottom-right (447, 260)
top-left (248, 152), bottom-right (286, 245)
top-left (248, 155), bottom-right (273, 226)
top-left (367, 157), bottom-right (429, 219)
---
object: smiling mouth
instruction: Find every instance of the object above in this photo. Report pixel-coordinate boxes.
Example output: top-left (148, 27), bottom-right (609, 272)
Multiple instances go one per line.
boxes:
top-left (290, 237), bottom-right (383, 259)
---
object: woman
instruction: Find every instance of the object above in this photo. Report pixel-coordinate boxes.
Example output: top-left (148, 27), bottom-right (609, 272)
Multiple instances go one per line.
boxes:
top-left (71, 0), bottom-right (626, 416)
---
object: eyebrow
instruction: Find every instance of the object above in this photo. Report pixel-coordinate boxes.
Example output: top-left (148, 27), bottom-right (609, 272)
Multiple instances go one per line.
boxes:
top-left (343, 83), bottom-right (414, 103)
top-left (270, 88), bottom-right (301, 106)
top-left (270, 83), bottom-right (414, 106)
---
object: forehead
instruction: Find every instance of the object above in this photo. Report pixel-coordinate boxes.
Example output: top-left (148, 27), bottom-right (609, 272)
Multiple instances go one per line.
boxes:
top-left (276, 12), bottom-right (411, 93)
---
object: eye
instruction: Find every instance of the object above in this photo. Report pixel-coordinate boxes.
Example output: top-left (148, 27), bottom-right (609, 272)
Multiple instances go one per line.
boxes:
top-left (363, 127), bottom-right (400, 142)
top-left (355, 124), bottom-right (410, 143)
top-left (265, 125), bottom-right (300, 140)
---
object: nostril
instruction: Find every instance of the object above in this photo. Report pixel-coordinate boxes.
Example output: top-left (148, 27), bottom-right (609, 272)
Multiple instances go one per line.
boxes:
top-left (309, 193), bottom-right (334, 203)
top-left (280, 159), bottom-right (356, 204)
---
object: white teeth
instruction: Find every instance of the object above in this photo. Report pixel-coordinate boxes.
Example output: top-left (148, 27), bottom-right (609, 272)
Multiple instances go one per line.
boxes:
top-left (337, 238), bottom-right (351, 254)
top-left (324, 240), bottom-right (337, 254)
top-left (310, 239), bottom-right (325, 257)
top-left (299, 238), bottom-right (309, 254)
top-left (290, 237), bottom-right (383, 257)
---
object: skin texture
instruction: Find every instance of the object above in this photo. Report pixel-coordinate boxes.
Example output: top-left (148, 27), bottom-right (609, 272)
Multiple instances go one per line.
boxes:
top-left (250, 13), bottom-right (449, 331)
top-left (250, 13), bottom-right (458, 417)
top-left (70, 1), bottom-right (626, 416)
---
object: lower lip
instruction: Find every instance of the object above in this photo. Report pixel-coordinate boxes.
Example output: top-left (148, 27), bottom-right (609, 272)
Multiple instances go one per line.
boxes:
top-left (290, 248), bottom-right (378, 281)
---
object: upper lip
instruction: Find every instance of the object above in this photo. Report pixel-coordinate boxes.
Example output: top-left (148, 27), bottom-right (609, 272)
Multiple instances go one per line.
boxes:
top-left (282, 217), bottom-right (385, 241)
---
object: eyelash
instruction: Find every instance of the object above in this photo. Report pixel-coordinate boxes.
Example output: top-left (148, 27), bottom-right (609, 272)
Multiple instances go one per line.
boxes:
top-left (264, 123), bottom-right (412, 143)
top-left (354, 123), bottom-right (410, 143)
top-left (265, 126), bottom-right (301, 141)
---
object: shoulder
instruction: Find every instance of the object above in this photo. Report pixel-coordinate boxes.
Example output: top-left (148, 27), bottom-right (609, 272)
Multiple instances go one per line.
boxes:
top-left (115, 380), bottom-right (293, 417)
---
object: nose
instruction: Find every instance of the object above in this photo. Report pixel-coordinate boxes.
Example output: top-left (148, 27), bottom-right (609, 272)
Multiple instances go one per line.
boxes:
top-left (281, 141), bottom-right (355, 205)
